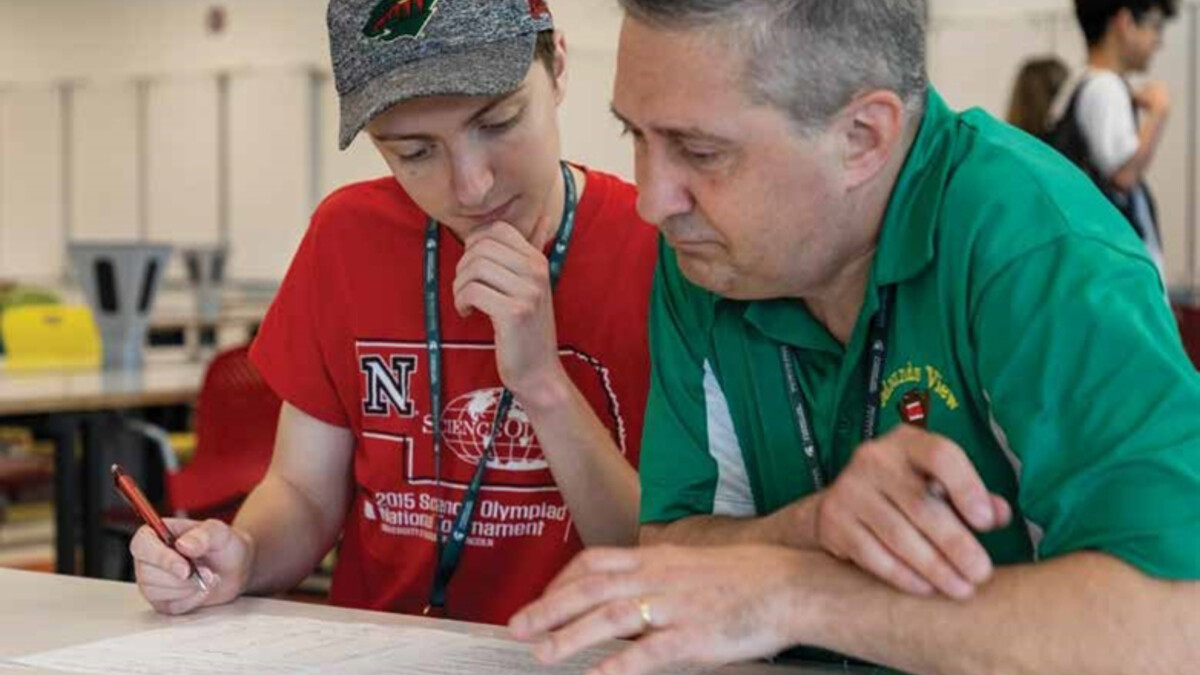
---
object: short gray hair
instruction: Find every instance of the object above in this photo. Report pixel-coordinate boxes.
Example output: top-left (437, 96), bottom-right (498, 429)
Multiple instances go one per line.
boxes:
top-left (617, 0), bottom-right (928, 132)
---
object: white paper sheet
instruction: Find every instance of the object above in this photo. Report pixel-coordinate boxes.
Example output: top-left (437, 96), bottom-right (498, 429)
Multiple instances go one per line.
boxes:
top-left (8, 615), bottom-right (694, 675)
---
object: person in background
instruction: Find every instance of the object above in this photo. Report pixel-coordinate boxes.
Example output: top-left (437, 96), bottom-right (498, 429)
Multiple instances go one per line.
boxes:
top-left (128, 0), bottom-right (657, 625)
top-left (1006, 56), bottom-right (1069, 137)
top-left (510, 0), bottom-right (1200, 673)
top-left (1049, 0), bottom-right (1178, 271)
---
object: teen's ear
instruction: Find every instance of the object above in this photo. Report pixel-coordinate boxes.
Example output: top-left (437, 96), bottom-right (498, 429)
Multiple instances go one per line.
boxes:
top-left (552, 30), bottom-right (568, 105)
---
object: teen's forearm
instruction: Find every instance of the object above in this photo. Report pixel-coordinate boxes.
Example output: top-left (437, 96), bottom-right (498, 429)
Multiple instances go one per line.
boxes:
top-left (793, 551), bottom-right (1199, 675)
top-left (518, 370), bottom-right (641, 547)
top-left (233, 474), bottom-right (347, 596)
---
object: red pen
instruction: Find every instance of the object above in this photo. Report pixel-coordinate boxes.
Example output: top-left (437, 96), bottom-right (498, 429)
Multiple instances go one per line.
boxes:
top-left (111, 464), bottom-right (209, 593)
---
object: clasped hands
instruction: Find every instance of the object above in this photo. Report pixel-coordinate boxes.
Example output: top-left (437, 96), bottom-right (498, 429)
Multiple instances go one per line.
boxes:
top-left (510, 425), bottom-right (1013, 675)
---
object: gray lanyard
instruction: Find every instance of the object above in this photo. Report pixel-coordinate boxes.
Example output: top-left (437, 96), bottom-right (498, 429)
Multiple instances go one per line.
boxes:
top-left (779, 285), bottom-right (894, 489)
top-left (423, 162), bottom-right (577, 615)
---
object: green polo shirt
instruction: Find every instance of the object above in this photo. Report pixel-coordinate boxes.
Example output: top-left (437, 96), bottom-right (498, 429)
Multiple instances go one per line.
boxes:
top-left (641, 88), bottom-right (1200, 581)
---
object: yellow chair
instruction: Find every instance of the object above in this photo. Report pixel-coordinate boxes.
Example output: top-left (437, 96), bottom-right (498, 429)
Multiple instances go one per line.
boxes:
top-left (1, 304), bottom-right (102, 371)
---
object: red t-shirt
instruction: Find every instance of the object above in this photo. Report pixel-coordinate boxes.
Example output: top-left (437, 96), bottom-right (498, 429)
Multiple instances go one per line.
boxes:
top-left (250, 166), bottom-right (657, 624)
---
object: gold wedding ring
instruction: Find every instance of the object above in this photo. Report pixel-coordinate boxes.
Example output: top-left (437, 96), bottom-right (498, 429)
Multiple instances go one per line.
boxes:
top-left (637, 597), bottom-right (654, 631)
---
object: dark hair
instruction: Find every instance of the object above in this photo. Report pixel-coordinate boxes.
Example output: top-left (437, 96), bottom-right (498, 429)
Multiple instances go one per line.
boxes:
top-left (1074, 0), bottom-right (1179, 47)
top-left (1007, 57), bottom-right (1069, 136)
top-left (534, 30), bottom-right (556, 76)
top-left (616, 0), bottom-right (928, 132)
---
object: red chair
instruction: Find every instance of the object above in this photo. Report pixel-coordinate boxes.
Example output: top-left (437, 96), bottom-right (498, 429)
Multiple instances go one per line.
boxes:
top-left (1174, 303), bottom-right (1200, 371)
top-left (128, 345), bottom-right (281, 522)
top-left (0, 453), bottom-right (53, 523)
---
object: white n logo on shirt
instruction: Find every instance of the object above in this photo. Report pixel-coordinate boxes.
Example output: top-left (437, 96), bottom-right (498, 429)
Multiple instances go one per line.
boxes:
top-left (360, 355), bottom-right (418, 417)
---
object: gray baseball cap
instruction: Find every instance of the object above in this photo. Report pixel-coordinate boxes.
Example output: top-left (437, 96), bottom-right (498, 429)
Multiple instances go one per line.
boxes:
top-left (328, 0), bottom-right (555, 150)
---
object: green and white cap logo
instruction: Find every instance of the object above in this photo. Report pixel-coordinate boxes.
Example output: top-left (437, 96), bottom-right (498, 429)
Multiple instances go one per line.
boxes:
top-left (363, 0), bottom-right (439, 41)
top-left (330, 0), bottom-right (555, 150)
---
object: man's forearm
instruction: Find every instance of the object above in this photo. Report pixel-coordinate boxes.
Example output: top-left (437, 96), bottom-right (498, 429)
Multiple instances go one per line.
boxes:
top-left (792, 550), bottom-right (1199, 675)
top-left (233, 474), bottom-right (347, 597)
top-left (640, 497), bottom-right (820, 549)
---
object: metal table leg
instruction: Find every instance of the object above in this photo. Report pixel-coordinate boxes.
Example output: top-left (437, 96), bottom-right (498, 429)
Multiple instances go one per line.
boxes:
top-left (82, 414), bottom-right (106, 578)
top-left (42, 416), bottom-right (81, 575)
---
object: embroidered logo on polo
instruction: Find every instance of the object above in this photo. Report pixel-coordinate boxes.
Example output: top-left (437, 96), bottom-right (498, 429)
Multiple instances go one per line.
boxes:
top-left (881, 362), bottom-right (961, 420)
top-left (363, 0), bottom-right (439, 42)
top-left (898, 389), bottom-right (932, 428)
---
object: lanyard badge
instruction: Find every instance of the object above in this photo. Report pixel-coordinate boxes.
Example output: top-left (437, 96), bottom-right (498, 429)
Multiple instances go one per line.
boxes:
top-left (422, 162), bottom-right (578, 615)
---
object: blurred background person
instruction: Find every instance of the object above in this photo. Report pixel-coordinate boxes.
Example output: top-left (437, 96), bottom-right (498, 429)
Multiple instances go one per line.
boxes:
top-left (1048, 0), bottom-right (1179, 274)
top-left (1007, 56), bottom-right (1069, 138)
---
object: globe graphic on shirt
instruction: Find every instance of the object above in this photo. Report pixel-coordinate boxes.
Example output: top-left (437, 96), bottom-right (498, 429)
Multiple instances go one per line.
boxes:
top-left (442, 388), bottom-right (547, 471)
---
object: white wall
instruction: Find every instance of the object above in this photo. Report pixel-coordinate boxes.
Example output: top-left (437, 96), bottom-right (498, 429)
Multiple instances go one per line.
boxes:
top-left (0, 86), bottom-right (64, 278)
top-left (933, 0), bottom-right (1072, 13)
top-left (0, 0), bottom-right (628, 283)
top-left (0, 0), bottom-right (329, 283)
top-left (0, 0), bottom-right (329, 81)
top-left (0, 0), bottom-right (1196, 288)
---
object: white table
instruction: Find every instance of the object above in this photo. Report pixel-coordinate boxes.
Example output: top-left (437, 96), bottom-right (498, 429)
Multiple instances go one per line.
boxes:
top-left (0, 569), bottom-right (850, 675)
top-left (149, 288), bottom-right (271, 352)
top-left (0, 350), bottom-right (207, 416)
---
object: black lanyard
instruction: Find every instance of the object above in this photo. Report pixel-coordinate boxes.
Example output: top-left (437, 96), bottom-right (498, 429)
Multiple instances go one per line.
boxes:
top-left (423, 162), bottom-right (577, 615)
top-left (779, 285), bottom-right (894, 490)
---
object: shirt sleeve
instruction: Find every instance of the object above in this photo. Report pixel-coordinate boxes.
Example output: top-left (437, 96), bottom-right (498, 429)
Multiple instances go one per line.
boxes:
top-left (973, 234), bottom-right (1200, 579)
top-left (1076, 74), bottom-right (1141, 178)
top-left (250, 217), bottom-right (350, 429)
top-left (639, 240), bottom-right (725, 524)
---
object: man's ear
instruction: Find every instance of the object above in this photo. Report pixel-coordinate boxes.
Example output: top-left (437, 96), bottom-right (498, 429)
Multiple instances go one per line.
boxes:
top-left (835, 90), bottom-right (906, 190)
top-left (551, 30), bottom-right (568, 105)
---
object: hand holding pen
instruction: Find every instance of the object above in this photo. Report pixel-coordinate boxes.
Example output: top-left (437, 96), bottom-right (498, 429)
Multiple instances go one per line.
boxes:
top-left (111, 464), bottom-right (209, 593)
top-left (116, 464), bottom-right (252, 615)
top-left (813, 416), bottom-right (1013, 601)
